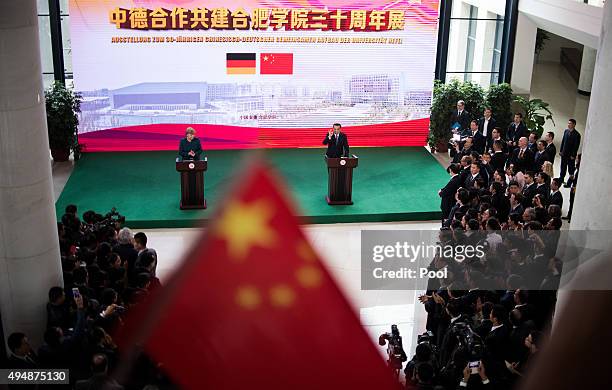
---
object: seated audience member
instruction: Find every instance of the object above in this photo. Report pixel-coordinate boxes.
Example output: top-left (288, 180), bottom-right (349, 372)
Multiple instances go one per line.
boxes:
top-left (6, 332), bottom-right (38, 369)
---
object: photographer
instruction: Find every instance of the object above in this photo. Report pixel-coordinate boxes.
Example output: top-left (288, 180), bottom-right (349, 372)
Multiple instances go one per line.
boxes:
top-left (405, 337), bottom-right (439, 389)
top-left (378, 325), bottom-right (407, 378)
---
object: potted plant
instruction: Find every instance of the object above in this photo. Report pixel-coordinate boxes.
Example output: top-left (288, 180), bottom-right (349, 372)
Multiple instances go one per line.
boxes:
top-left (45, 81), bottom-right (82, 162)
top-left (485, 83), bottom-right (514, 129)
top-left (513, 96), bottom-right (555, 138)
top-left (429, 79), bottom-right (484, 153)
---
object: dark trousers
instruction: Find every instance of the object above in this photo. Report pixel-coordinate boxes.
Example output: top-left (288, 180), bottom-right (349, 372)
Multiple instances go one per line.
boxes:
top-left (559, 155), bottom-right (576, 182)
top-left (567, 188), bottom-right (575, 219)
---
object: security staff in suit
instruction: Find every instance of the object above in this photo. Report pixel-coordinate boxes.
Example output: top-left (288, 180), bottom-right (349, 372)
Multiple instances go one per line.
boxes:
top-left (490, 140), bottom-right (507, 172)
top-left (544, 131), bottom-right (557, 165)
top-left (522, 172), bottom-right (537, 208)
top-left (478, 107), bottom-right (497, 147)
top-left (468, 120), bottom-right (486, 154)
top-left (323, 123), bottom-right (349, 158)
top-left (533, 140), bottom-right (548, 172)
top-left (527, 132), bottom-right (538, 154)
top-left (549, 178), bottom-right (563, 209)
top-left (559, 119), bottom-right (581, 186)
top-left (439, 164), bottom-right (463, 222)
top-left (487, 128), bottom-right (508, 155)
top-left (507, 113), bottom-right (528, 153)
top-left (450, 100), bottom-right (471, 133)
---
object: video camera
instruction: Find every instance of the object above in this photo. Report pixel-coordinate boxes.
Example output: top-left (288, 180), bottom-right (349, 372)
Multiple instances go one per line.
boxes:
top-left (379, 324), bottom-right (407, 370)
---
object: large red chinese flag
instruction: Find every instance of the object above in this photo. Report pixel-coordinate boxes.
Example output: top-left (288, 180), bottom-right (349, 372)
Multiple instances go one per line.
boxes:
top-left (260, 53), bottom-right (293, 74)
top-left (134, 160), bottom-right (400, 390)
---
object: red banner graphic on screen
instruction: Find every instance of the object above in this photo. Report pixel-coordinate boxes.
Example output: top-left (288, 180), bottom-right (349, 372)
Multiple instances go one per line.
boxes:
top-left (78, 120), bottom-right (429, 152)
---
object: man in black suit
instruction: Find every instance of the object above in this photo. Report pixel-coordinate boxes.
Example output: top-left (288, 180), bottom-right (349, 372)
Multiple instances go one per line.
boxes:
top-left (323, 123), bottom-right (349, 158)
top-left (439, 164), bottom-right (463, 222)
top-left (6, 332), bottom-right (38, 369)
top-left (507, 113), bottom-right (528, 153)
top-left (549, 178), bottom-right (563, 209)
top-left (478, 107), bottom-right (496, 145)
top-left (487, 127), bottom-right (507, 155)
top-left (533, 140), bottom-right (548, 172)
top-left (535, 172), bottom-right (550, 205)
top-left (464, 162), bottom-right (483, 189)
top-left (509, 137), bottom-right (534, 173)
top-left (544, 131), bottom-right (557, 164)
top-left (490, 140), bottom-right (507, 173)
top-left (452, 137), bottom-right (474, 164)
top-left (468, 120), bottom-right (486, 154)
top-left (521, 172), bottom-right (537, 208)
top-left (450, 100), bottom-right (471, 133)
top-left (558, 119), bottom-right (581, 186)
top-left (484, 304), bottom-right (510, 381)
top-left (527, 132), bottom-right (538, 154)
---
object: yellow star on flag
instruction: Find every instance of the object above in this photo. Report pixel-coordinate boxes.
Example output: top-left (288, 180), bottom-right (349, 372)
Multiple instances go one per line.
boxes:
top-left (214, 198), bottom-right (277, 260)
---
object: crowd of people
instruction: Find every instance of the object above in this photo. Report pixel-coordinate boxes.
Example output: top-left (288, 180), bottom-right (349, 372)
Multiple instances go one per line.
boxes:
top-left (402, 101), bottom-right (581, 389)
top-left (4, 205), bottom-right (173, 390)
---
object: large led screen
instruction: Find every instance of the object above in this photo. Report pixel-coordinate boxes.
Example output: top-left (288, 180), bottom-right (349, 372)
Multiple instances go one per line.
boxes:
top-left (70, 0), bottom-right (440, 151)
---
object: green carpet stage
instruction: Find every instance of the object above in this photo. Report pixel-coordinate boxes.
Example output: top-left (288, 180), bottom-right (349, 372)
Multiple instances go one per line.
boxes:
top-left (55, 147), bottom-right (449, 228)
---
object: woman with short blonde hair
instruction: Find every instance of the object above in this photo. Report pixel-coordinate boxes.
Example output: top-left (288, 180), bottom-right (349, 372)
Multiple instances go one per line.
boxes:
top-left (178, 126), bottom-right (202, 161)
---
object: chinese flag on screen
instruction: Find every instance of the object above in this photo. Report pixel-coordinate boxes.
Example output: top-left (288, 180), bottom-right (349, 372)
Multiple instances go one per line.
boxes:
top-left (126, 160), bottom-right (400, 390)
top-left (260, 53), bottom-right (293, 74)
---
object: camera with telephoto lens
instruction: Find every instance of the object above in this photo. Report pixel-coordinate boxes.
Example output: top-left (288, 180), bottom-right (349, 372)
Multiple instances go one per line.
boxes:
top-left (81, 207), bottom-right (126, 236)
top-left (378, 324), bottom-right (408, 370)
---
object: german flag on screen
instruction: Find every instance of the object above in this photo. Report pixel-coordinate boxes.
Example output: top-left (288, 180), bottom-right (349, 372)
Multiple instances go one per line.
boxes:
top-left (226, 53), bottom-right (256, 74)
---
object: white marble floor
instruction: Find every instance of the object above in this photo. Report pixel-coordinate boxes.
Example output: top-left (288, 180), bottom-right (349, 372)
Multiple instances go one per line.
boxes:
top-left (50, 61), bottom-right (587, 365)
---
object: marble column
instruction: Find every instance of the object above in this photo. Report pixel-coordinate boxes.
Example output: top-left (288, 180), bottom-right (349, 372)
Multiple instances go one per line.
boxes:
top-left (0, 0), bottom-right (63, 347)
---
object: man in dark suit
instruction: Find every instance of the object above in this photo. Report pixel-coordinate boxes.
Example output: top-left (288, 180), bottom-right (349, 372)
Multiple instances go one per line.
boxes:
top-left (507, 113), bottom-right (528, 153)
top-left (509, 137), bottom-right (534, 173)
top-left (439, 164), bottom-right (463, 222)
top-left (544, 131), bottom-right (557, 165)
top-left (487, 127), bottom-right (507, 154)
top-left (75, 354), bottom-right (123, 390)
top-left (549, 178), bottom-right (563, 209)
top-left (464, 162), bottom-right (483, 189)
top-left (522, 172), bottom-right (537, 208)
top-left (6, 332), bottom-right (38, 369)
top-left (527, 132), bottom-right (538, 154)
top-left (323, 123), bottom-right (349, 158)
top-left (533, 140), bottom-right (548, 172)
top-left (450, 100), bottom-right (471, 133)
top-left (452, 137), bottom-right (474, 164)
top-left (478, 107), bottom-right (496, 145)
top-left (468, 120), bottom-right (486, 154)
top-left (484, 305), bottom-right (510, 381)
top-left (558, 119), bottom-right (581, 186)
top-left (535, 172), bottom-right (550, 205)
top-left (490, 140), bottom-right (507, 172)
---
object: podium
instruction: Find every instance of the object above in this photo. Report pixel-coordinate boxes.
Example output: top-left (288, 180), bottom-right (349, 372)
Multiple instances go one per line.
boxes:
top-left (176, 157), bottom-right (207, 209)
top-left (325, 155), bottom-right (358, 205)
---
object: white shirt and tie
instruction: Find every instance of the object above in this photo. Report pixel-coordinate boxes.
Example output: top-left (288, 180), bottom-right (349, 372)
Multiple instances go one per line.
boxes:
top-left (483, 117), bottom-right (490, 137)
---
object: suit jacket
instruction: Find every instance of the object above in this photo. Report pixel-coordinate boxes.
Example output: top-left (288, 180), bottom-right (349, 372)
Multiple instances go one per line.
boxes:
top-left (440, 174), bottom-right (462, 218)
top-left (490, 151), bottom-right (507, 172)
top-left (487, 137), bottom-right (508, 155)
top-left (536, 183), bottom-right (550, 204)
top-left (560, 129), bottom-right (581, 157)
top-left (509, 147), bottom-right (534, 173)
top-left (507, 122), bottom-right (528, 144)
top-left (464, 173), bottom-right (482, 189)
top-left (323, 132), bottom-right (349, 158)
top-left (451, 109), bottom-right (471, 132)
top-left (549, 190), bottom-right (563, 208)
top-left (469, 130), bottom-right (487, 154)
top-left (509, 204), bottom-right (524, 217)
top-left (533, 150), bottom-right (547, 171)
top-left (545, 142), bottom-right (557, 164)
top-left (522, 183), bottom-right (537, 208)
top-left (478, 116), bottom-right (497, 140)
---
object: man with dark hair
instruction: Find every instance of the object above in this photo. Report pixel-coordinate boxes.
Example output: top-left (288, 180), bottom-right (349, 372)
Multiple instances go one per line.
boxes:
top-left (47, 286), bottom-right (71, 330)
top-left (549, 178), bottom-right (563, 208)
top-left (509, 193), bottom-right (524, 217)
top-left (75, 354), bottom-right (123, 390)
top-left (323, 123), bottom-right (349, 158)
top-left (464, 162), bottom-right (482, 189)
top-left (564, 154), bottom-right (581, 222)
top-left (478, 107), bottom-right (496, 146)
top-left (134, 232), bottom-right (157, 277)
top-left (521, 172), bottom-right (537, 208)
top-left (533, 140), bottom-right (548, 172)
top-left (490, 140), bottom-right (507, 172)
top-left (469, 120), bottom-right (486, 154)
top-left (559, 119), bottom-right (581, 186)
top-left (507, 113), bottom-right (528, 152)
top-left (487, 127), bottom-right (507, 155)
top-left (445, 188), bottom-right (471, 228)
top-left (440, 164), bottom-right (463, 222)
top-left (544, 131), bottom-right (556, 164)
top-left (527, 132), bottom-right (538, 153)
top-left (535, 172), bottom-right (550, 205)
top-left (7, 332), bottom-right (38, 369)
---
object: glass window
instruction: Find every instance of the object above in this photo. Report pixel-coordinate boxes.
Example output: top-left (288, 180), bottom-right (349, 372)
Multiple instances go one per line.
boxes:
top-left (445, 1), bottom-right (505, 87)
